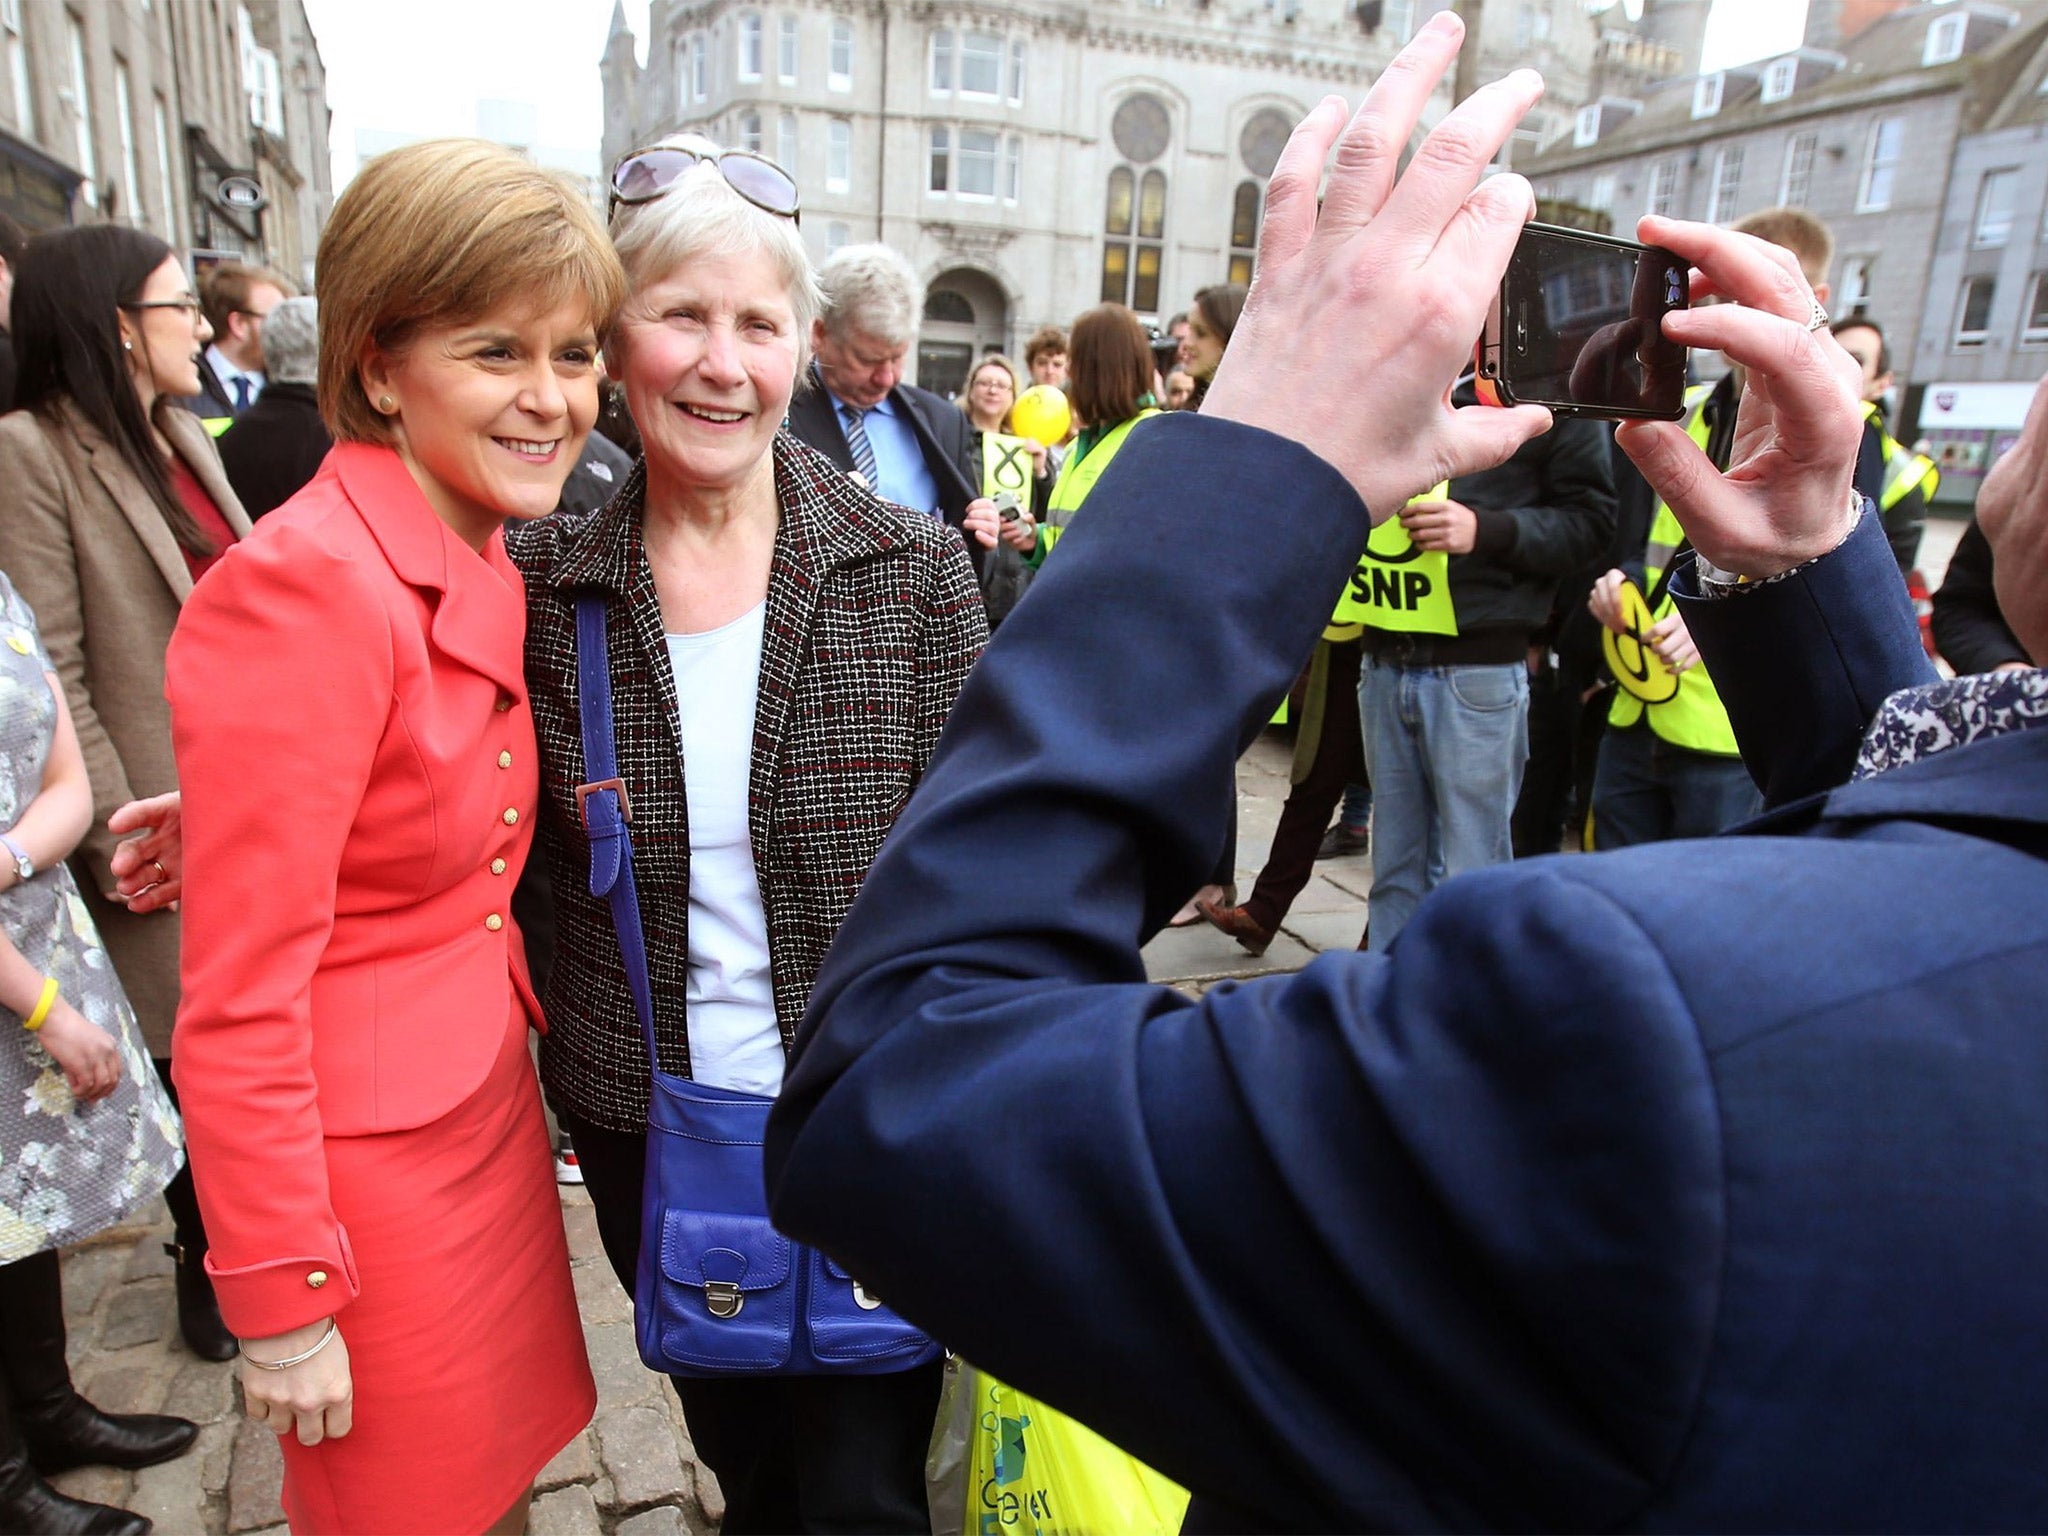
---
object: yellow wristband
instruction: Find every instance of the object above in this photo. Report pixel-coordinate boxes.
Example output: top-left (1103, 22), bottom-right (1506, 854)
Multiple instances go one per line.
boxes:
top-left (23, 977), bottom-right (57, 1032)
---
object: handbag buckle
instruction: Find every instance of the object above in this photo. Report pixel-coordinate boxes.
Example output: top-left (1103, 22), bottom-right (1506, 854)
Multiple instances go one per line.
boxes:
top-left (851, 1281), bottom-right (883, 1311)
top-left (704, 1280), bottom-right (744, 1319)
top-left (575, 777), bottom-right (633, 828)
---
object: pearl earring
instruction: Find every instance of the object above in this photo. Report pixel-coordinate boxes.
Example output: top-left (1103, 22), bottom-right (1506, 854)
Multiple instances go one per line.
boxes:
top-left (122, 339), bottom-right (133, 353)
top-left (378, 395), bottom-right (395, 413)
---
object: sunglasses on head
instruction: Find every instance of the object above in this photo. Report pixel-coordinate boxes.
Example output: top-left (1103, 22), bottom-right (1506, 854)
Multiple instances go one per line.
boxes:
top-left (608, 145), bottom-right (801, 226)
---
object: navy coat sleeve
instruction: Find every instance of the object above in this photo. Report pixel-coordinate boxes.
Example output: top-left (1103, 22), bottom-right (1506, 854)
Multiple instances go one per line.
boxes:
top-left (764, 415), bottom-right (1929, 1530)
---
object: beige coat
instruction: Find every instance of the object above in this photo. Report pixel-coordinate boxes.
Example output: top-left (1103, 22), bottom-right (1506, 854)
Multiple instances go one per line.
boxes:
top-left (0, 402), bottom-right (252, 1053)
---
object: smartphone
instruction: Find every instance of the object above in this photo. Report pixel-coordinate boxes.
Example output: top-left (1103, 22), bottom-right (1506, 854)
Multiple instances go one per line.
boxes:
top-left (1476, 223), bottom-right (1689, 421)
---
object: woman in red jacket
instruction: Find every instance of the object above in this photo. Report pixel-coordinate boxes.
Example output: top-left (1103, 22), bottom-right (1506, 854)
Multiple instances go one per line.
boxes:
top-left (164, 140), bottom-right (624, 1534)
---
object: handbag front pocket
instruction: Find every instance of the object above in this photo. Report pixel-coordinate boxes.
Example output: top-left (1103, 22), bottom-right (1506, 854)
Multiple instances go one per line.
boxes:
top-left (805, 1250), bottom-right (940, 1368)
top-left (654, 1209), bottom-right (796, 1372)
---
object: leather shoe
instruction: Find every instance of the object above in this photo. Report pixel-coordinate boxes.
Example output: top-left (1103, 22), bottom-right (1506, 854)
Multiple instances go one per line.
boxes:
top-left (1196, 899), bottom-right (1274, 957)
top-left (0, 1448), bottom-right (149, 1535)
top-left (167, 1244), bottom-right (235, 1363)
top-left (1315, 823), bottom-right (1370, 860)
top-left (19, 1394), bottom-right (197, 1477)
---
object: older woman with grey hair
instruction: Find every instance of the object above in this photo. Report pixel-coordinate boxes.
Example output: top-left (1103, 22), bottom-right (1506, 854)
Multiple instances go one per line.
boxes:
top-left (507, 135), bottom-right (987, 1532)
top-left (216, 295), bottom-right (333, 518)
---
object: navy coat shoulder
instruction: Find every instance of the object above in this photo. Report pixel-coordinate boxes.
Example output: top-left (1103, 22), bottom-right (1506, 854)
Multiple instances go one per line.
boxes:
top-left (763, 412), bottom-right (2048, 1531)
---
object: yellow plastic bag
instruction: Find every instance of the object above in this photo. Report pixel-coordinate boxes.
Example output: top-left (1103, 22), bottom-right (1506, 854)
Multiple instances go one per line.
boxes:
top-left (936, 1363), bottom-right (1190, 1536)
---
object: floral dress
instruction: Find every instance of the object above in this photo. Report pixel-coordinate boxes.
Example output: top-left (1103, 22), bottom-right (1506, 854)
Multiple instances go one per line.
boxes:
top-left (0, 573), bottom-right (181, 1261)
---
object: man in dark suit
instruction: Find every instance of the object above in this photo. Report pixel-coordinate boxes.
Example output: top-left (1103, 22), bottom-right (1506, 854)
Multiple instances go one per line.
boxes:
top-left (764, 21), bottom-right (2048, 1532)
top-left (784, 243), bottom-right (988, 580)
top-left (216, 296), bottom-right (330, 519)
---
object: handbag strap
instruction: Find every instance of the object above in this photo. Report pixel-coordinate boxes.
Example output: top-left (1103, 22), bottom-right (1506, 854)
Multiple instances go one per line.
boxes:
top-left (572, 591), bottom-right (661, 1074)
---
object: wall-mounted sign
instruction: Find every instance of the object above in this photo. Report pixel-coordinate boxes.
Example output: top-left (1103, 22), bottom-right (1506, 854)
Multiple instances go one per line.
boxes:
top-left (215, 175), bottom-right (267, 212)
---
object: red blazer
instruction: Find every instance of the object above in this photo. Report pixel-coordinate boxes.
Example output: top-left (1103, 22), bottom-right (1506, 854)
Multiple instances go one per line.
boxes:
top-left (167, 442), bottom-right (542, 1338)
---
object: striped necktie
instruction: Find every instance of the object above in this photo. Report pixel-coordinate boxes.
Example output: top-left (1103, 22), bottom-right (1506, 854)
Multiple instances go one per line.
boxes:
top-left (840, 403), bottom-right (879, 489)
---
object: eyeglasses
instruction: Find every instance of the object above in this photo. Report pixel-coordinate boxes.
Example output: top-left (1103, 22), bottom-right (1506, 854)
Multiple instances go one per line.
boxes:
top-left (122, 297), bottom-right (203, 318)
top-left (608, 145), bottom-right (801, 226)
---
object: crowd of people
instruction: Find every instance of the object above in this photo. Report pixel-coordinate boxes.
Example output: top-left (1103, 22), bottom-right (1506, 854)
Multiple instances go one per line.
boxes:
top-left (0, 14), bottom-right (2039, 1535)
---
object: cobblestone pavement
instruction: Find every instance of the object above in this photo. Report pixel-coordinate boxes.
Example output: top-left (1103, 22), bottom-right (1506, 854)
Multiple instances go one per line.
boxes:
top-left (50, 732), bottom-right (1359, 1534)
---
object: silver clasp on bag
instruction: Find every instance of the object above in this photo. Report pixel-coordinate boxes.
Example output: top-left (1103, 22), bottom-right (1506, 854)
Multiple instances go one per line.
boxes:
top-left (704, 1281), bottom-right (744, 1319)
top-left (852, 1281), bottom-right (883, 1311)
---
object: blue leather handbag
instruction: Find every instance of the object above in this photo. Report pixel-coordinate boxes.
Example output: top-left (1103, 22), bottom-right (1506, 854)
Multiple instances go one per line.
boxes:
top-left (572, 591), bottom-right (943, 1378)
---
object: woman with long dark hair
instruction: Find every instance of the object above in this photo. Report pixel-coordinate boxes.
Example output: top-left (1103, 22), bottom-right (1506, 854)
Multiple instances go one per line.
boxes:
top-left (0, 226), bottom-right (252, 1366)
top-left (1183, 282), bottom-right (1246, 411)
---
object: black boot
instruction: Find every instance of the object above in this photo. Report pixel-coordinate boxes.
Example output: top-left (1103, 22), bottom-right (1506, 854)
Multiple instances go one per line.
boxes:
top-left (154, 1064), bottom-right (236, 1364)
top-left (0, 1252), bottom-right (198, 1477)
top-left (163, 1241), bottom-right (234, 1364)
top-left (0, 1262), bottom-right (152, 1536)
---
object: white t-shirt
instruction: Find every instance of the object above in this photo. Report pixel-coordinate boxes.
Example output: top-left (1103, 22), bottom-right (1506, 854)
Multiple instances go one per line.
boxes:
top-left (665, 604), bottom-right (782, 1097)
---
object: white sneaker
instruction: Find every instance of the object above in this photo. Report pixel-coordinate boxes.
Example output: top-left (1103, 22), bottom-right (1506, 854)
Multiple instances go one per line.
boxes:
top-left (554, 1136), bottom-right (585, 1186)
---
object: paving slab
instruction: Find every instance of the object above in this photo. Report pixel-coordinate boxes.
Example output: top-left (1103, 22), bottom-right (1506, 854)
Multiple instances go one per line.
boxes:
top-left (1280, 909), bottom-right (1370, 955)
top-left (532, 1483), bottom-right (605, 1536)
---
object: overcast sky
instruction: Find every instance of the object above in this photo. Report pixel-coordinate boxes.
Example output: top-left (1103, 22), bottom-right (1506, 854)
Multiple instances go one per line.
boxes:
top-left (301, 0), bottom-right (1800, 192)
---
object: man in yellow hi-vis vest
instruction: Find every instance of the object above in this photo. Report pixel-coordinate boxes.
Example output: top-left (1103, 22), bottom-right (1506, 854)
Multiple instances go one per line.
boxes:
top-left (1354, 382), bottom-right (1615, 950)
top-left (1589, 207), bottom-right (1882, 848)
top-left (1832, 315), bottom-right (1938, 573)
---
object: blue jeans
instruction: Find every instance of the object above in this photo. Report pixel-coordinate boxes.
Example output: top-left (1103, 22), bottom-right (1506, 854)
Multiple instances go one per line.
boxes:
top-left (1358, 656), bottom-right (1529, 952)
top-left (1590, 723), bottom-right (1762, 848)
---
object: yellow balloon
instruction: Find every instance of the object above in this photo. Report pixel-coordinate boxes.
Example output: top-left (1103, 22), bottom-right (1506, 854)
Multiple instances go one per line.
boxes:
top-left (1011, 385), bottom-right (1072, 446)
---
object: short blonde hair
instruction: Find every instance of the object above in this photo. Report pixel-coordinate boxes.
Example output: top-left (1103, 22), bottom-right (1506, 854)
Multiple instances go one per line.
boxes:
top-left (1734, 206), bottom-right (1834, 286)
top-left (318, 139), bottom-right (626, 444)
top-left (608, 134), bottom-right (821, 373)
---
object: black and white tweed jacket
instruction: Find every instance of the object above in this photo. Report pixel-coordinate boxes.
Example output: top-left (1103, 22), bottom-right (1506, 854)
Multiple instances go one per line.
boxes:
top-left (507, 429), bottom-right (987, 1133)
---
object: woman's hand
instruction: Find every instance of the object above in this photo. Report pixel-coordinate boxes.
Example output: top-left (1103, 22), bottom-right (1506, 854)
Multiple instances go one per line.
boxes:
top-left (107, 793), bottom-right (181, 913)
top-left (242, 1319), bottom-right (354, 1447)
top-left (1644, 609), bottom-right (1700, 674)
top-left (1588, 568), bottom-right (1630, 634)
top-left (1024, 439), bottom-right (1050, 479)
top-left (1200, 13), bottom-right (1553, 518)
top-left (36, 998), bottom-right (121, 1103)
top-left (964, 498), bottom-right (1037, 553)
top-left (1614, 215), bottom-right (1866, 580)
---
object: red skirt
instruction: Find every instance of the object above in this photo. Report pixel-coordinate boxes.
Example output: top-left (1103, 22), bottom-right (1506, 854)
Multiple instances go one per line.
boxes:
top-left (279, 999), bottom-right (596, 1533)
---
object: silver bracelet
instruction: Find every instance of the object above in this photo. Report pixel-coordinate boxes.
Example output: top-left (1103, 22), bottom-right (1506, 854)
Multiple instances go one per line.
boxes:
top-left (239, 1317), bottom-right (338, 1371)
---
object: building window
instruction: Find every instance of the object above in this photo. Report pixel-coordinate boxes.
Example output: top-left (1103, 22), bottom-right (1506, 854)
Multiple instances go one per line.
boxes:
top-left (1838, 255), bottom-right (1872, 315)
top-left (692, 34), bottom-right (708, 101)
top-left (114, 60), bottom-right (140, 223)
top-left (829, 19), bottom-right (852, 90)
top-left (958, 128), bottom-right (997, 197)
top-left (1692, 72), bottom-right (1723, 119)
top-left (826, 219), bottom-right (851, 255)
top-left (1780, 132), bottom-right (1815, 206)
top-left (740, 109), bottom-right (762, 153)
top-left (929, 28), bottom-right (951, 91)
top-left (1974, 168), bottom-right (2018, 247)
top-left (1008, 40), bottom-right (1025, 105)
top-left (1102, 165), bottom-right (1166, 314)
top-left (1514, 3), bottom-right (1552, 49)
top-left (778, 14), bottom-right (798, 82)
top-left (1002, 133), bottom-right (1020, 203)
top-left (927, 124), bottom-right (949, 192)
top-left (1229, 180), bottom-right (1261, 286)
top-left (1589, 173), bottom-right (1616, 211)
top-left (2022, 273), bottom-right (2048, 346)
top-left (1760, 57), bottom-right (1796, 103)
top-left (827, 118), bottom-right (850, 191)
top-left (1648, 157), bottom-right (1678, 216)
top-left (3, 0), bottom-right (34, 140)
top-left (153, 93), bottom-right (175, 238)
top-left (1954, 275), bottom-right (1995, 347)
top-left (738, 12), bottom-right (762, 81)
top-left (1384, 0), bottom-right (1415, 43)
top-left (1858, 116), bottom-right (1902, 210)
top-left (931, 29), bottom-right (1002, 97)
top-left (1573, 103), bottom-right (1600, 147)
top-left (66, 11), bottom-right (96, 207)
top-left (1924, 11), bottom-right (1965, 66)
top-left (776, 109), bottom-right (796, 170)
top-left (1708, 144), bottom-right (1743, 223)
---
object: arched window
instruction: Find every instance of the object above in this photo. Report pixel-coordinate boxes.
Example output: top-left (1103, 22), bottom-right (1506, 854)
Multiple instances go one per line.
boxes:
top-left (1101, 95), bottom-right (1170, 314)
top-left (925, 291), bottom-right (975, 324)
top-left (1230, 181), bottom-right (1262, 286)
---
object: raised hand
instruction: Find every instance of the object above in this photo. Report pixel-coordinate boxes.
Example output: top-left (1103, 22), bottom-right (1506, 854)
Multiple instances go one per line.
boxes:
top-left (1201, 12), bottom-right (1553, 519)
top-left (1614, 215), bottom-right (1866, 580)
